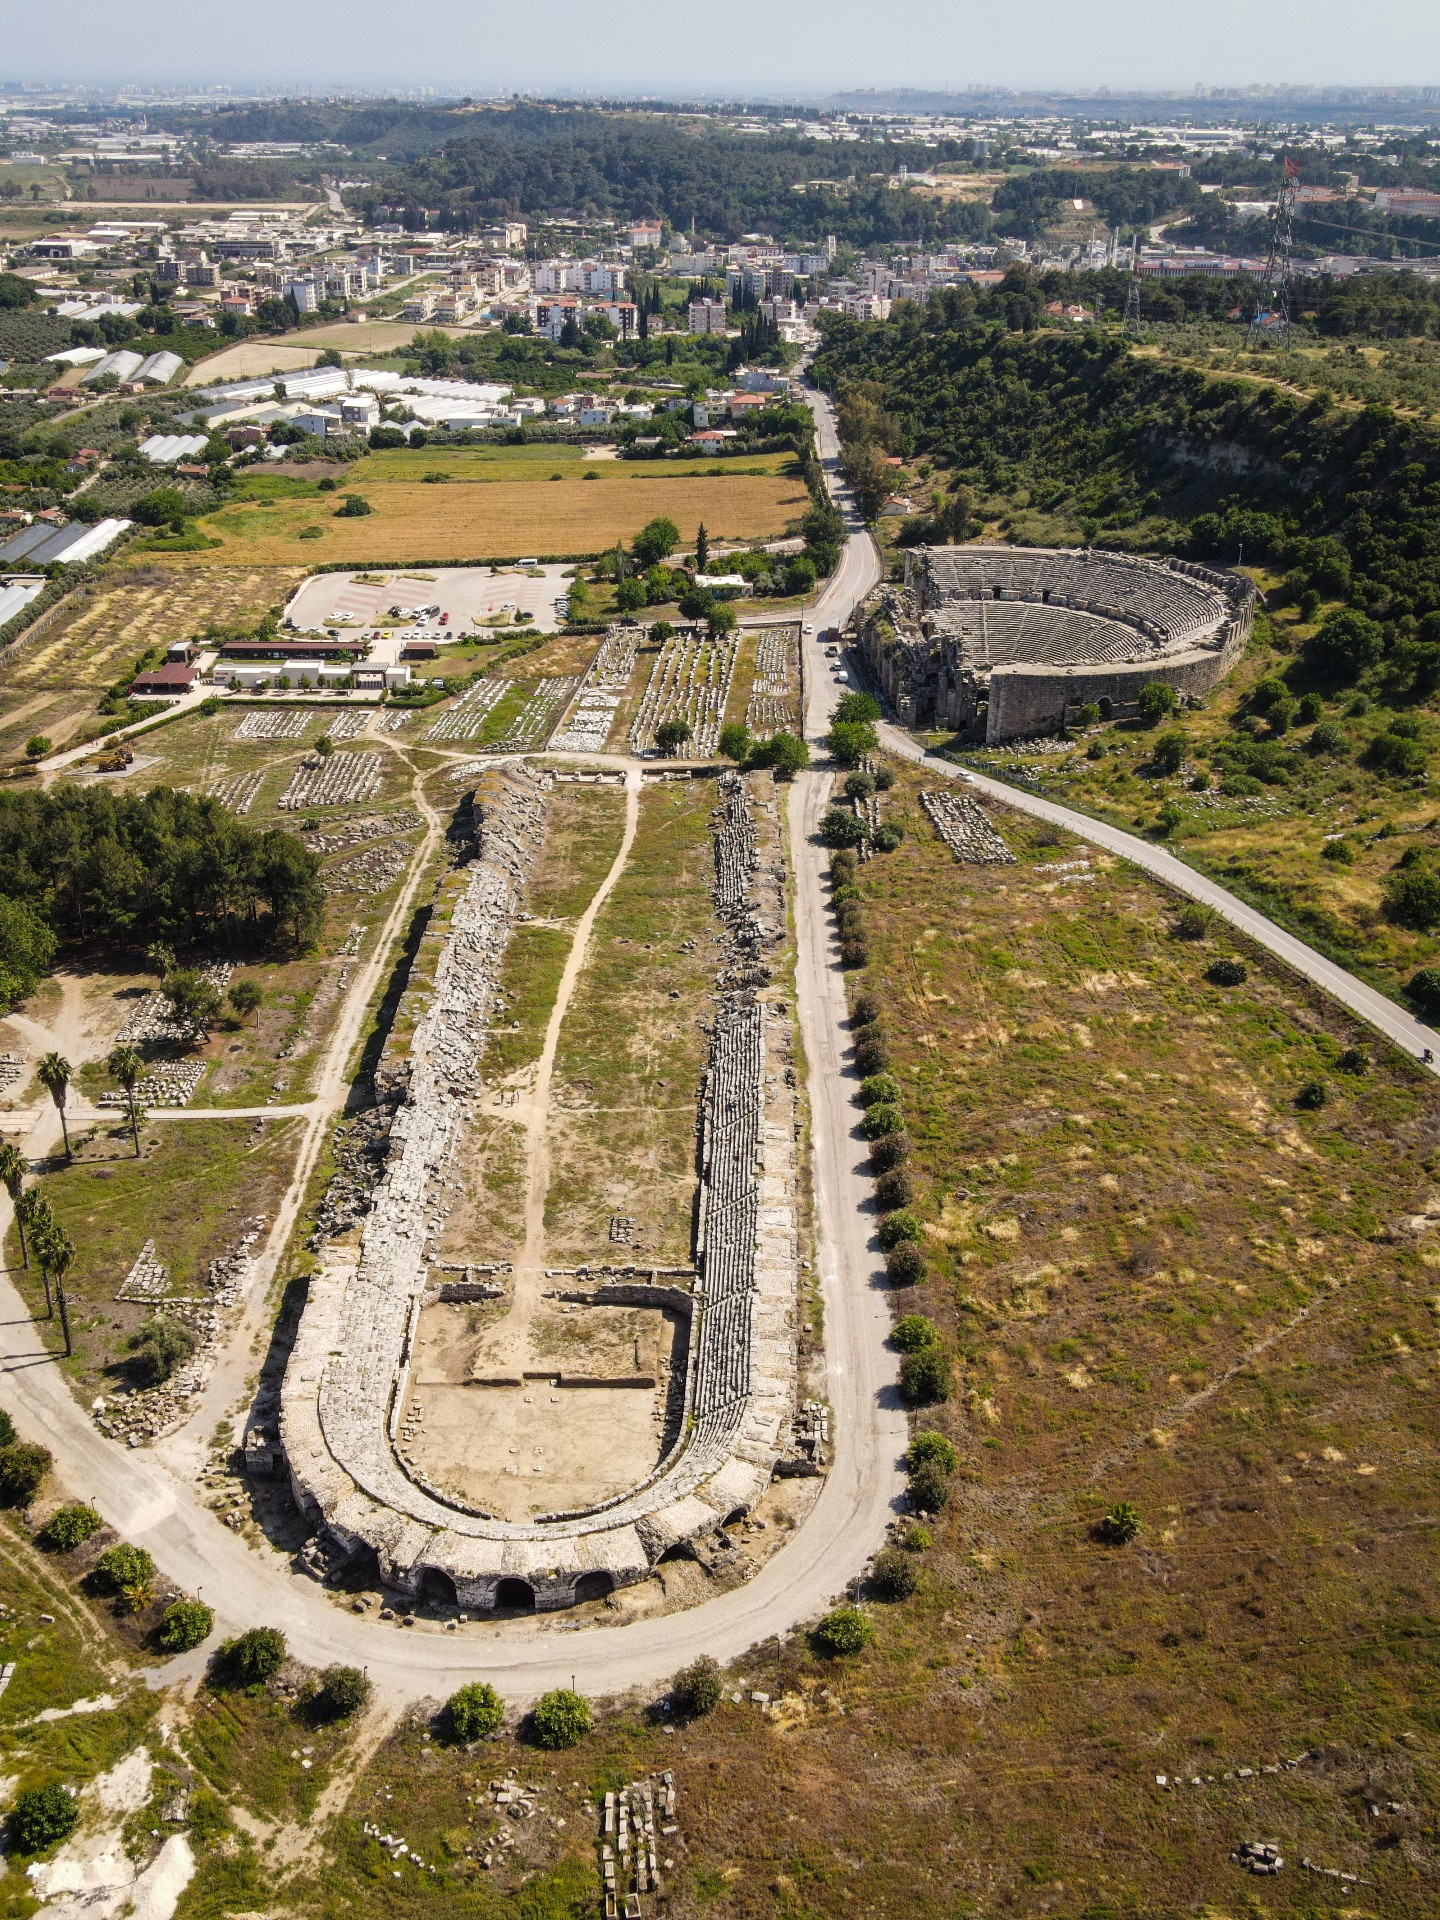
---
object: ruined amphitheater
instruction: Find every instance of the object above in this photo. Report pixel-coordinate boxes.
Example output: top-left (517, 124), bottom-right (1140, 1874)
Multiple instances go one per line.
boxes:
top-left (281, 762), bottom-right (801, 1611)
top-left (856, 544), bottom-right (1255, 742)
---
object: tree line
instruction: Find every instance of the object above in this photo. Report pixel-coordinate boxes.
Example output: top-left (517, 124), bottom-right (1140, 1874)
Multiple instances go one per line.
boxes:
top-left (0, 787), bottom-right (325, 972)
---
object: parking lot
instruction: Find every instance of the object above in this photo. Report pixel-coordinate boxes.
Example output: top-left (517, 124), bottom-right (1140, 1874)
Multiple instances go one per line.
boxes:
top-left (283, 563), bottom-right (572, 653)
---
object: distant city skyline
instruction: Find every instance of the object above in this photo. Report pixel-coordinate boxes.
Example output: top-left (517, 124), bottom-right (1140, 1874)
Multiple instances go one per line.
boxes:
top-left (6, 0), bottom-right (1439, 102)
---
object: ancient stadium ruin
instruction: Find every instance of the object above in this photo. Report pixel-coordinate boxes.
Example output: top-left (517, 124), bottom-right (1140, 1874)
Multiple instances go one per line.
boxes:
top-left (856, 544), bottom-right (1255, 743)
top-left (280, 762), bottom-right (801, 1611)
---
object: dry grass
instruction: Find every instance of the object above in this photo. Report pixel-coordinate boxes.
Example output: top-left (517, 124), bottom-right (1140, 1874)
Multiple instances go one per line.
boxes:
top-left (175, 474), bottom-right (810, 568)
top-left (545, 781), bottom-right (721, 1267)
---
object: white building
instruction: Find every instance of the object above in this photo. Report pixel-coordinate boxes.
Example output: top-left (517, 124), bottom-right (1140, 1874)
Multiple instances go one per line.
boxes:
top-left (688, 297), bottom-right (728, 335)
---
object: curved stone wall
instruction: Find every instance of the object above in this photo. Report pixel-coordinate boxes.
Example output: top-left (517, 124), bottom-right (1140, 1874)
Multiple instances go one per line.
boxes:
top-left (860, 545), bottom-right (1254, 742)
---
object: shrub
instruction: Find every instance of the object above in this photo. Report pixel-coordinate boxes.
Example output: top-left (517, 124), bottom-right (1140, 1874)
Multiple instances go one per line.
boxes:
top-left (877, 1209), bottom-right (920, 1250)
top-left (810, 1606), bottom-right (874, 1656)
top-left (1155, 801), bottom-right (1184, 838)
top-left (1406, 966), bottom-right (1440, 1014)
top-left (899, 1346), bottom-right (952, 1406)
top-left (844, 771), bottom-right (876, 801)
top-left (1297, 691), bottom-right (1325, 723)
top-left (907, 1460), bottom-right (951, 1511)
top-left (874, 1167), bottom-right (912, 1211)
top-left (885, 1242), bottom-right (927, 1286)
top-left (316, 1665), bottom-right (370, 1719)
top-left (1096, 1502), bottom-right (1142, 1545)
top-left (1321, 837), bottom-right (1354, 864)
top-left (869, 1547), bottom-right (918, 1600)
top-left (24, 735), bottom-right (51, 761)
top-left (447, 1680), bottom-right (504, 1742)
top-left (36, 1503), bottom-right (102, 1552)
top-left (1385, 866), bottom-right (1440, 930)
top-left (91, 1541), bottom-right (154, 1598)
top-left (906, 1430), bottom-right (958, 1474)
top-left (820, 809), bottom-right (866, 849)
top-left (872, 764), bottom-right (895, 791)
top-left (853, 1033), bottom-right (890, 1078)
top-left (0, 1410), bottom-right (13, 1447)
top-left (871, 822), bottom-right (904, 853)
top-left (839, 934), bottom-right (869, 970)
top-left (155, 1599), bottom-right (214, 1653)
top-left (831, 850), bottom-right (859, 886)
top-left (860, 1102), bottom-right (903, 1141)
top-left (670, 1655), bottom-right (722, 1719)
top-left (1369, 731), bottom-right (1428, 778)
top-left (900, 1522), bottom-right (932, 1551)
top-left (868, 1131), bottom-right (909, 1174)
top-left (1174, 902), bottom-right (1216, 940)
top-left (717, 720), bottom-right (751, 762)
top-left (1308, 720), bottom-right (1349, 755)
top-left (831, 884), bottom-right (862, 908)
top-left (890, 1313), bottom-right (937, 1352)
top-left (8, 1783), bottom-right (78, 1853)
top-left (655, 717), bottom-right (691, 756)
top-left (1150, 729), bottom-right (1187, 774)
top-left (336, 494), bottom-right (372, 517)
top-left (127, 1316), bottom-right (198, 1388)
top-left (0, 1443), bottom-right (51, 1508)
top-left (221, 1625), bottom-right (287, 1686)
top-left (529, 1688), bottom-right (591, 1748)
top-left (851, 992), bottom-right (881, 1025)
top-left (1206, 958), bottom-right (1248, 986)
top-left (1135, 680), bottom-right (1178, 723)
top-left (858, 1073), bottom-right (900, 1108)
top-left (1295, 1077), bottom-right (1329, 1110)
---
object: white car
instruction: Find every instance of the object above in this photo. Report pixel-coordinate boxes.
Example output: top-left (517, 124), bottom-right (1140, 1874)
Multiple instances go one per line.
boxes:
top-left (803, 623), bottom-right (814, 634)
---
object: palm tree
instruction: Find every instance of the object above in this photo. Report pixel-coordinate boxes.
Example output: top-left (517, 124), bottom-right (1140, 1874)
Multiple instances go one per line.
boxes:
top-left (36, 1053), bottom-right (72, 1160)
top-left (43, 1226), bottom-right (75, 1357)
top-left (29, 1207), bottom-right (55, 1317)
top-left (0, 1142), bottom-right (25, 1263)
top-left (106, 1045), bottom-right (144, 1157)
top-left (145, 941), bottom-right (175, 982)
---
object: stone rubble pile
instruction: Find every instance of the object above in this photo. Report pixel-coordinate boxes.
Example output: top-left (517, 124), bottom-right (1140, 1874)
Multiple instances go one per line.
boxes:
top-left (99, 1059), bottom-right (207, 1109)
top-left (423, 677), bottom-right (509, 742)
top-left (323, 709), bottom-right (375, 741)
top-left (599, 1772), bottom-right (677, 1913)
top-left (629, 626), bottom-right (737, 757)
top-left (206, 770), bottom-right (264, 815)
top-left (325, 841), bottom-right (412, 895)
top-left (235, 711), bottom-right (309, 742)
top-left (0, 1051), bottom-right (25, 1094)
top-left (549, 627), bottom-right (638, 753)
top-left (494, 675), bottom-right (582, 751)
top-left (921, 789), bottom-right (1016, 866)
top-left (94, 1216), bottom-right (267, 1446)
top-left (278, 750), bottom-right (384, 812)
top-left (116, 1239), bottom-right (171, 1304)
top-left (375, 709), bottom-right (411, 732)
top-left (112, 961), bottom-right (234, 1055)
top-left (745, 625), bottom-right (799, 734)
top-left (304, 810), bottom-right (423, 856)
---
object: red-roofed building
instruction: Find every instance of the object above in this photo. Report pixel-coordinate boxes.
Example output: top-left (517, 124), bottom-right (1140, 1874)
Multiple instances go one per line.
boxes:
top-left (129, 662), bottom-right (195, 698)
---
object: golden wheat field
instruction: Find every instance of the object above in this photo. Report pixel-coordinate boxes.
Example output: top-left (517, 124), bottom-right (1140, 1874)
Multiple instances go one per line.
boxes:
top-left (174, 473), bottom-right (811, 567)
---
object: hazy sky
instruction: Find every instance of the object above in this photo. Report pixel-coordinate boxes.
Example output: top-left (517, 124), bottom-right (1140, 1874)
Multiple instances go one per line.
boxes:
top-left (10, 0), bottom-right (1439, 98)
